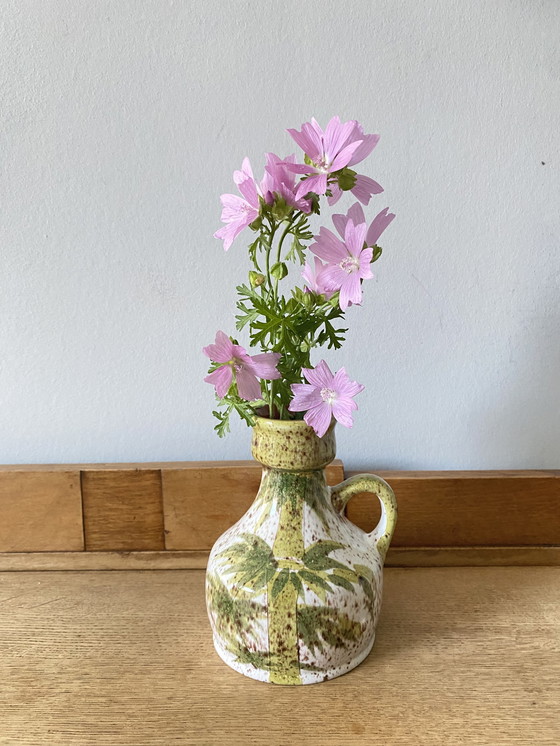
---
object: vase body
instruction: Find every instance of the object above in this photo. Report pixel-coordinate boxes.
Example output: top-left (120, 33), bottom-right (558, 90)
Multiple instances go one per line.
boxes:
top-left (205, 417), bottom-right (397, 685)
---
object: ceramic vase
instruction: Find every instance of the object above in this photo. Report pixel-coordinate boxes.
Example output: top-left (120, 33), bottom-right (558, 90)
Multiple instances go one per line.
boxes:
top-left (205, 416), bottom-right (397, 685)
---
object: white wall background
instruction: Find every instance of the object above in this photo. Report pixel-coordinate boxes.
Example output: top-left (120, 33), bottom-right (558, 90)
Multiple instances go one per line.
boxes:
top-left (1, 0), bottom-right (559, 469)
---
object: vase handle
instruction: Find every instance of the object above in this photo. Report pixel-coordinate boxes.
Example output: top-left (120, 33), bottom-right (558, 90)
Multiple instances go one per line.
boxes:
top-left (330, 474), bottom-right (397, 562)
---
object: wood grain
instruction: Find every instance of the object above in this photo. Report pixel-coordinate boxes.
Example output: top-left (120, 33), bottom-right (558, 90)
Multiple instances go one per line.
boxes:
top-left (0, 550), bottom-right (210, 571)
top-left (162, 460), bottom-right (345, 550)
top-left (0, 471), bottom-right (83, 551)
top-left (81, 470), bottom-right (164, 550)
top-left (347, 470), bottom-right (560, 546)
top-left (0, 567), bottom-right (558, 745)
top-left (0, 545), bottom-right (559, 571)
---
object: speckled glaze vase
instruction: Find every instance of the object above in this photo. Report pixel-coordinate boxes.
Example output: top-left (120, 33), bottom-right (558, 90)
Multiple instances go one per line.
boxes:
top-left (205, 416), bottom-right (397, 685)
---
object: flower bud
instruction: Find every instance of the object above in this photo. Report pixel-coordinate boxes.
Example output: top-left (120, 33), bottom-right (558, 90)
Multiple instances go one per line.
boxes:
top-left (249, 271), bottom-right (265, 288)
top-left (270, 262), bottom-right (288, 280)
top-left (301, 291), bottom-right (313, 310)
top-left (271, 196), bottom-right (291, 221)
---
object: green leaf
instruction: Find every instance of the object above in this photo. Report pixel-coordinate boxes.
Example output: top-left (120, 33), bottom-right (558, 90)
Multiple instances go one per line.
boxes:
top-left (216, 533), bottom-right (277, 592)
top-left (271, 569), bottom-right (290, 599)
top-left (290, 571), bottom-right (305, 600)
top-left (285, 235), bottom-right (306, 265)
top-left (328, 573), bottom-right (355, 592)
top-left (332, 567), bottom-right (359, 584)
top-left (371, 245), bottom-right (383, 262)
top-left (299, 569), bottom-right (332, 602)
top-left (304, 540), bottom-right (345, 562)
top-left (303, 541), bottom-right (347, 572)
top-left (353, 563), bottom-right (374, 583)
top-left (336, 167), bottom-right (357, 191)
top-left (297, 605), bottom-right (363, 654)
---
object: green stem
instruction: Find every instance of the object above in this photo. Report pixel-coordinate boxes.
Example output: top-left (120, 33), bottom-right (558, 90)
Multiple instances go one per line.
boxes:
top-left (273, 219), bottom-right (294, 302)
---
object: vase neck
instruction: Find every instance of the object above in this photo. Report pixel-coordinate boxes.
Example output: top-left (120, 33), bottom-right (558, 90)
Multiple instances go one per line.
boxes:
top-left (257, 466), bottom-right (328, 511)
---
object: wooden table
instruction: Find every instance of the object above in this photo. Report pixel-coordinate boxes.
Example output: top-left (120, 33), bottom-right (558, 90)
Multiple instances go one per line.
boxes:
top-left (1, 567), bottom-right (559, 745)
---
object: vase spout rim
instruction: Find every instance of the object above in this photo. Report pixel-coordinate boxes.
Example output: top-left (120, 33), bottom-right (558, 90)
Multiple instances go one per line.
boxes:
top-left (251, 416), bottom-right (336, 471)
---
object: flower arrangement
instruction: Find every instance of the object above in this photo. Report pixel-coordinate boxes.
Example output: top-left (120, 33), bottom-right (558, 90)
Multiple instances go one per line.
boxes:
top-left (203, 117), bottom-right (395, 438)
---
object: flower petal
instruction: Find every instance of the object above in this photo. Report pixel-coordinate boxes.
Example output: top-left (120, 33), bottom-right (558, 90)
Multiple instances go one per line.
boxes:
top-left (249, 352), bottom-right (281, 380)
top-left (331, 212), bottom-right (348, 239)
top-left (359, 248), bottom-right (374, 280)
top-left (347, 202), bottom-right (366, 227)
top-left (331, 398), bottom-right (356, 429)
top-left (320, 263), bottom-right (348, 292)
top-left (351, 175), bottom-right (384, 205)
top-left (327, 183), bottom-right (342, 206)
top-left (233, 157), bottom-right (254, 185)
top-left (204, 365), bottom-right (233, 399)
top-left (287, 123), bottom-right (323, 161)
top-left (324, 117), bottom-right (356, 162)
top-left (214, 220), bottom-right (247, 251)
top-left (344, 220), bottom-right (367, 257)
top-left (339, 274), bottom-right (363, 310)
top-left (329, 140), bottom-right (362, 172)
top-left (332, 367), bottom-right (365, 398)
top-left (203, 330), bottom-right (234, 363)
top-left (289, 383), bottom-right (323, 411)
top-left (304, 402), bottom-right (333, 438)
top-left (236, 369), bottom-right (262, 401)
top-left (366, 207), bottom-right (396, 246)
top-left (347, 131), bottom-right (380, 167)
top-left (237, 176), bottom-right (260, 208)
top-left (282, 162), bottom-right (315, 175)
top-left (309, 227), bottom-right (346, 264)
top-left (302, 360), bottom-right (334, 389)
top-left (295, 172), bottom-right (328, 199)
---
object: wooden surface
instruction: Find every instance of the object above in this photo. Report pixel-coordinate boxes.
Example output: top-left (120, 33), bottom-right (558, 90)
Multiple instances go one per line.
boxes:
top-left (0, 471), bottom-right (83, 551)
top-left (0, 568), bottom-right (558, 745)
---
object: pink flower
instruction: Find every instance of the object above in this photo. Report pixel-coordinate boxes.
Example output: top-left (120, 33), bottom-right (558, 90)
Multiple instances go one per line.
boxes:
top-left (214, 158), bottom-right (260, 251)
top-left (301, 257), bottom-right (334, 299)
top-left (309, 220), bottom-right (374, 310)
top-left (332, 202), bottom-right (396, 247)
top-left (261, 153), bottom-right (312, 214)
top-left (289, 360), bottom-right (365, 437)
top-left (286, 117), bottom-right (366, 200)
top-left (203, 330), bottom-right (281, 401)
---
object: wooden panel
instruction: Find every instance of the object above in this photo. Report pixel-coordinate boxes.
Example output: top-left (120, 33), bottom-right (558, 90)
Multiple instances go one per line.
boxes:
top-left (0, 460), bottom-right (300, 472)
top-left (1, 545), bottom-right (559, 571)
top-left (0, 567), bottom-right (559, 745)
top-left (0, 471), bottom-right (83, 551)
top-left (81, 470), bottom-right (164, 550)
top-left (162, 460), bottom-right (345, 550)
top-left (346, 470), bottom-right (560, 547)
top-left (0, 465), bottom-right (559, 560)
top-left (0, 550), bottom-right (209, 571)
